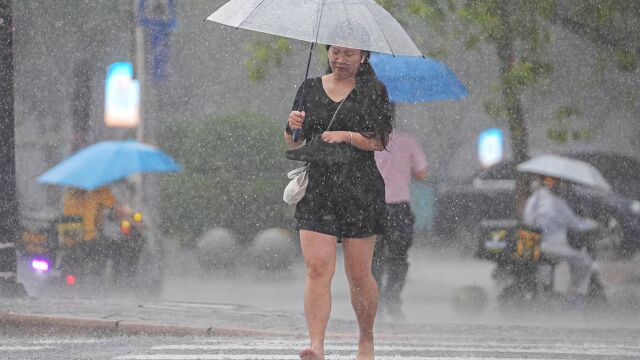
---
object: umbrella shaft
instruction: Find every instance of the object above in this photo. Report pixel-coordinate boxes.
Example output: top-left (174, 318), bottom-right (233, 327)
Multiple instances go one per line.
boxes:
top-left (293, 42), bottom-right (315, 142)
top-left (297, 42), bottom-right (315, 111)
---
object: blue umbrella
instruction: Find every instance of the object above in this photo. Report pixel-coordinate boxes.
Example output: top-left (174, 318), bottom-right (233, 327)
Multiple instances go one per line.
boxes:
top-left (369, 53), bottom-right (468, 103)
top-left (37, 140), bottom-right (182, 190)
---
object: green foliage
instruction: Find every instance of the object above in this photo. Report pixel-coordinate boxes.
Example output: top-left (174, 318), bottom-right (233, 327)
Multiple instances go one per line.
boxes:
top-left (376, 0), bottom-right (397, 12)
top-left (463, 34), bottom-right (482, 50)
top-left (425, 48), bottom-right (447, 60)
top-left (407, 0), bottom-right (446, 26)
top-left (483, 99), bottom-right (508, 120)
top-left (614, 49), bottom-right (638, 72)
top-left (569, 0), bottom-right (640, 72)
top-left (503, 61), bottom-right (553, 90)
top-left (158, 113), bottom-right (292, 246)
top-left (245, 37), bottom-right (291, 82)
top-left (456, 1), bottom-right (504, 44)
top-left (455, 0), bottom-right (555, 60)
top-left (546, 105), bottom-right (593, 144)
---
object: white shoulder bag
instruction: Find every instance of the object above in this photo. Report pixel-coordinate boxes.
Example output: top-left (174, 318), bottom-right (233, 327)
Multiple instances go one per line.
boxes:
top-left (282, 164), bottom-right (310, 205)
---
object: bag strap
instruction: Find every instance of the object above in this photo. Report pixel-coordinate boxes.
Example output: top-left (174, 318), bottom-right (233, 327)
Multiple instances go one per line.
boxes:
top-left (325, 89), bottom-right (353, 132)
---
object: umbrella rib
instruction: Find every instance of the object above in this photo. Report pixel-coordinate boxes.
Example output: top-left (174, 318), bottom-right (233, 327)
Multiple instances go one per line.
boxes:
top-left (235, 0), bottom-right (269, 30)
top-left (295, 1), bottom-right (325, 112)
top-left (362, 0), bottom-right (396, 56)
top-left (313, 0), bottom-right (325, 44)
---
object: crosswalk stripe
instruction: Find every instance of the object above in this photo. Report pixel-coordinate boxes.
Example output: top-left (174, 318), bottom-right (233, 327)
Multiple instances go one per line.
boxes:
top-left (193, 338), bottom-right (640, 351)
top-left (0, 345), bottom-right (51, 351)
top-left (148, 342), bottom-right (640, 357)
top-left (32, 339), bottom-right (101, 344)
top-left (152, 342), bottom-right (640, 355)
top-left (141, 303), bottom-right (295, 317)
top-left (114, 355), bottom-right (568, 360)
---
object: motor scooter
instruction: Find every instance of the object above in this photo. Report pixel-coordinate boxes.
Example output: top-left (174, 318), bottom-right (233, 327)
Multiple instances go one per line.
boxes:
top-left (19, 212), bottom-right (92, 288)
top-left (19, 209), bottom-right (145, 290)
top-left (476, 219), bottom-right (607, 311)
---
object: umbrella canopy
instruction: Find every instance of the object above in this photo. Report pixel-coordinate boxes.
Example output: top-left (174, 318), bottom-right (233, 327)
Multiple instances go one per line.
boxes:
top-left (517, 154), bottom-right (611, 191)
top-left (206, 0), bottom-right (422, 56)
top-left (37, 140), bottom-right (182, 190)
top-left (369, 53), bottom-right (468, 103)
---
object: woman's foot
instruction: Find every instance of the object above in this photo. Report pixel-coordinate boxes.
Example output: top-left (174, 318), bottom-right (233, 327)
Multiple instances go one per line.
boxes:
top-left (299, 348), bottom-right (323, 360)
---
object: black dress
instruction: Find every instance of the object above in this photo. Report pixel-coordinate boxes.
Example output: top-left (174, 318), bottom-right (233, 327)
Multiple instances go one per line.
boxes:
top-left (290, 76), bottom-right (392, 238)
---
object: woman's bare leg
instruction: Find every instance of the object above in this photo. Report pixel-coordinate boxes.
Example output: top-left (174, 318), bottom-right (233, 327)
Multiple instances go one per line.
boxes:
top-left (343, 236), bottom-right (378, 360)
top-left (299, 230), bottom-right (337, 360)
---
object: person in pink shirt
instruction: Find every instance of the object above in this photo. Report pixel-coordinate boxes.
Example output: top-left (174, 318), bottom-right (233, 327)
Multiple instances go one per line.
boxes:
top-left (373, 126), bottom-right (428, 321)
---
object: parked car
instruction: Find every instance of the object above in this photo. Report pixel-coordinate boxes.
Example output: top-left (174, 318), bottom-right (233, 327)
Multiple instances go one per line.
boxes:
top-left (569, 185), bottom-right (640, 256)
top-left (432, 152), bottom-right (640, 256)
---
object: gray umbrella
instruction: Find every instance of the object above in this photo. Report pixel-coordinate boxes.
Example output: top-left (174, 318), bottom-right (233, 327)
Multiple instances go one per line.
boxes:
top-left (206, 0), bottom-right (422, 56)
top-left (207, 0), bottom-right (423, 140)
top-left (517, 154), bottom-right (612, 191)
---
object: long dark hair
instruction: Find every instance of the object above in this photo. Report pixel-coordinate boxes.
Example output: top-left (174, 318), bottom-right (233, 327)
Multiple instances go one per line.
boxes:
top-left (325, 45), bottom-right (391, 148)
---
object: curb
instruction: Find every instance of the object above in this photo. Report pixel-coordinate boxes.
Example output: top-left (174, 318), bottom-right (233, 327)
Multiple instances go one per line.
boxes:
top-left (0, 312), bottom-right (302, 338)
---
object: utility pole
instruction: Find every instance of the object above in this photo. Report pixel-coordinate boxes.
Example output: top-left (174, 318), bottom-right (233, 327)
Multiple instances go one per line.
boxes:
top-left (133, 0), bottom-right (145, 208)
top-left (134, 0), bottom-right (145, 144)
top-left (0, 0), bottom-right (27, 298)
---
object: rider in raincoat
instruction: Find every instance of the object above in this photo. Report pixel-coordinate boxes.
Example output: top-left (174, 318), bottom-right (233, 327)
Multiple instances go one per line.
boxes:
top-left (523, 175), bottom-right (598, 308)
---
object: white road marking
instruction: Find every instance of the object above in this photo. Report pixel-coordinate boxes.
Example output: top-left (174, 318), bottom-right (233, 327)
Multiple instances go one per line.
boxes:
top-left (114, 356), bottom-right (567, 360)
top-left (152, 342), bottom-right (640, 358)
top-left (32, 339), bottom-right (101, 344)
top-left (194, 338), bottom-right (640, 351)
top-left (140, 303), bottom-right (293, 317)
top-left (0, 345), bottom-right (52, 351)
top-left (111, 336), bottom-right (640, 360)
top-left (154, 342), bottom-right (640, 354)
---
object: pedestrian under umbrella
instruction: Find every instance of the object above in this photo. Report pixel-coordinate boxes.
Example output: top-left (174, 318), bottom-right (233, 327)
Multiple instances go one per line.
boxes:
top-left (206, 2), bottom-right (422, 359)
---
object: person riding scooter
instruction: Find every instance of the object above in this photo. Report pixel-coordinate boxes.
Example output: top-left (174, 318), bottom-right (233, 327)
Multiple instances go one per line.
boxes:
top-left (523, 175), bottom-right (598, 309)
top-left (61, 186), bottom-right (117, 276)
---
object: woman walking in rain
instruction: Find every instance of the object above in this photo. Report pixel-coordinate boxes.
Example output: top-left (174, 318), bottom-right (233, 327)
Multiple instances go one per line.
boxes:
top-left (284, 41), bottom-right (392, 360)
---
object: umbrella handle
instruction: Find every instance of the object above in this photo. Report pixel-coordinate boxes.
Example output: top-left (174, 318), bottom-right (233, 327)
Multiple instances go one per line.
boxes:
top-left (293, 129), bottom-right (301, 142)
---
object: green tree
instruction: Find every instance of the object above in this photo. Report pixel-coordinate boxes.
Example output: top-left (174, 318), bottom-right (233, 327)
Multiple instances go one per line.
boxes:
top-left (407, 0), bottom-right (639, 214)
top-left (416, 0), bottom-right (556, 214)
top-left (553, 0), bottom-right (640, 72)
top-left (159, 113), bottom-right (291, 246)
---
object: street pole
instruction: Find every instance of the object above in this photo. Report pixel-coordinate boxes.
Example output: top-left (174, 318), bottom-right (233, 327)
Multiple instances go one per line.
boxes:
top-left (135, 2), bottom-right (144, 144)
top-left (133, 0), bottom-right (144, 208)
top-left (0, 0), bottom-right (26, 298)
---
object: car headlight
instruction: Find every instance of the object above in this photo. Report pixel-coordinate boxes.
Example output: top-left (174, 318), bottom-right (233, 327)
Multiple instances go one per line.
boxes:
top-left (631, 200), bottom-right (640, 215)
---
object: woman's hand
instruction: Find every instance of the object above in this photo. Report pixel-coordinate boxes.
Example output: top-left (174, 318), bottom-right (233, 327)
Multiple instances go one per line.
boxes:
top-left (321, 131), bottom-right (351, 144)
top-left (288, 110), bottom-right (305, 132)
top-left (284, 110), bottom-right (305, 148)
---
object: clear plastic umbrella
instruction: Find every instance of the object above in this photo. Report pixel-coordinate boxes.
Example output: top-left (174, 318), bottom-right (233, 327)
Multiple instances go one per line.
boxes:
top-left (206, 0), bottom-right (423, 140)
top-left (206, 0), bottom-right (422, 56)
top-left (517, 154), bottom-right (611, 191)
